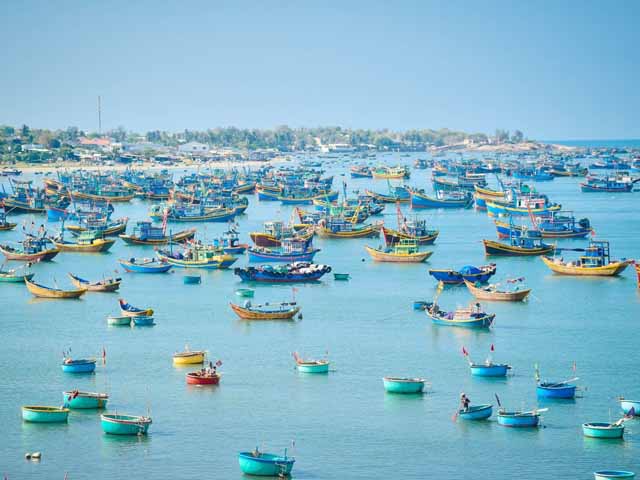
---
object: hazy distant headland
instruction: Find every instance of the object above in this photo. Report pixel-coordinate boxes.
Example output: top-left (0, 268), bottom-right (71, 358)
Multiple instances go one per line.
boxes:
top-left (0, 124), bottom-right (591, 168)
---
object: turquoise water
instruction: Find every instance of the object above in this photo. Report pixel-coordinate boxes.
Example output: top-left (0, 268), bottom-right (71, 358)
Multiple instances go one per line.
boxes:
top-left (543, 139), bottom-right (640, 148)
top-left (1, 156), bottom-right (639, 479)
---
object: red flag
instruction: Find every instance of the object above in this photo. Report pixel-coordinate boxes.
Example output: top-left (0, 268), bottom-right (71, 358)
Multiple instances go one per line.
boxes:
top-left (462, 346), bottom-right (468, 356)
top-left (490, 344), bottom-right (495, 352)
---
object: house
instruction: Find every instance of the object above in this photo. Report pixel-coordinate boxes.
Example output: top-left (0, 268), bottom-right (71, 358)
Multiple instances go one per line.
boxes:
top-left (178, 142), bottom-right (209, 155)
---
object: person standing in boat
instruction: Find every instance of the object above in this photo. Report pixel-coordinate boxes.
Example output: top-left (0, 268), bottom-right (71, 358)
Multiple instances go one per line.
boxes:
top-left (460, 393), bottom-right (470, 412)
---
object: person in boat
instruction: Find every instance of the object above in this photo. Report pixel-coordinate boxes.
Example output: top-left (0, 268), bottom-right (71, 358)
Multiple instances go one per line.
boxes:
top-left (460, 393), bottom-right (470, 412)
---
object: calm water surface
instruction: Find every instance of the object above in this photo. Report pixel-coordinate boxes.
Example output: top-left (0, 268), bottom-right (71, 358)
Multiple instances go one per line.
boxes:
top-left (1, 154), bottom-right (639, 479)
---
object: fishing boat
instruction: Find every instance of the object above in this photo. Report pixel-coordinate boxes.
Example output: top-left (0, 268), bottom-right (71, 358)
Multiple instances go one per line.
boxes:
top-left (316, 217), bottom-right (381, 238)
top-left (409, 189), bottom-right (472, 209)
top-left (235, 262), bottom-right (331, 283)
top-left (25, 278), bottom-right (87, 299)
top-left (250, 221), bottom-right (314, 247)
top-left (458, 404), bottom-right (493, 420)
top-left (0, 237), bottom-right (60, 262)
top-left (463, 279), bottom-right (531, 301)
top-left (365, 239), bottom-right (432, 263)
top-left (541, 241), bottom-right (631, 276)
top-left (0, 209), bottom-right (16, 231)
top-left (186, 371), bottom-right (221, 385)
top-left (382, 205), bottom-right (439, 245)
top-left (292, 351), bottom-right (330, 373)
top-left (594, 471), bottom-right (635, 479)
top-left (581, 174), bottom-right (637, 192)
top-left (426, 301), bottom-right (494, 329)
top-left (248, 239), bottom-right (320, 263)
top-left (71, 189), bottom-right (135, 203)
top-left (382, 377), bottom-right (426, 393)
top-left (537, 381), bottom-right (577, 399)
top-left (364, 184), bottom-right (410, 203)
top-left (583, 422), bottom-right (625, 439)
top-left (238, 449), bottom-right (295, 477)
top-left (157, 241), bottom-right (238, 270)
top-left (173, 349), bottom-right (206, 365)
top-left (470, 362), bottom-right (511, 377)
top-left (22, 406), bottom-right (69, 423)
top-left (107, 315), bottom-right (131, 326)
top-left (68, 273), bottom-right (121, 292)
top-left (101, 414), bottom-right (152, 435)
top-left (230, 301), bottom-right (300, 320)
top-left (118, 257), bottom-right (173, 273)
top-left (50, 229), bottom-right (116, 253)
top-left (483, 229), bottom-right (554, 256)
top-left (619, 397), bottom-right (640, 416)
top-left (132, 316), bottom-right (155, 326)
top-left (119, 299), bottom-right (154, 317)
top-left (0, 265), bottom-right (34, 283)
top-left (216, 229), bottom-right (248, 254)
top-left (428, 264), bottom-right (496, 285)
top-left (62, 357), bottom-right (96, 373)
top-left (495, 211), bottom-right (591, 239)
top-left (497, 409), bottom-right (543, 427)
top-left (63, 390), bottom-right (109, 409)
top-left (67, 217), bottom-right (128, 237)
top-left (350, 165), bottom-right (373, 178)
top-left (277, 190), bottom-right (338, 205)
top-left (486, 194), bottom-right (561, 217)
top-left (372, 165), bottom-right (409, 179)
top-left (119, 221), bottom-right (196, 245)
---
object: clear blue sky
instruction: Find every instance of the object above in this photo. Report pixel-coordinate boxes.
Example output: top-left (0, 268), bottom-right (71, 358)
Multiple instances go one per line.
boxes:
top-left (1, 0), bottom-right (638, 139)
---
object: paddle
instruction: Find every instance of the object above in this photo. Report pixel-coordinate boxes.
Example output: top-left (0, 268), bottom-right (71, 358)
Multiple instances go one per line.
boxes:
top-left (545, 377), bottom-right (579, 388)
top-left (517, 407), bottom-right (549, 416)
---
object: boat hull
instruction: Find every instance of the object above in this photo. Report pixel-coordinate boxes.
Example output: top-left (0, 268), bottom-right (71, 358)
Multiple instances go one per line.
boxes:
top-left (583, 423), bottom-right (624, 439)
top-left (230, 302), bottom-right (300, 320)
top-left (248, 248), bottom-right (319, 263)
top-left (62, 360), bottom-right (96, 373)
top-left (365, 246), bottom-right (432, 263)
top-left (497, 412), bottom-right (540, 427)
top-left (173, 352), bottom-right (206, 365)
top-left (296, 361), bottom-right (329, 373)
top-left (238, 453), bottom-right (295, 476)
top-left (119, 229), bottom-right (196, 245)
top-left (594, 471), bottom-right (636, 479)
top-left (429, 313), bottom-right (495, 329)
top-left (537, 383), bottom-right (576, 399)
top-left (483, 239), bottom-right (554, 256)
top-left (26, 279), bottom-right (87, 298)
top-left (186, 372), bottom-right (220, 385)
top-left (22, 406), bottom-right (69, 423)
top-left (382, 226), bottom-right (438, 245)
top-left (63, 391), bottom-right (108, 409)
top-left (541, 256), bottom-right (631, 276)
top-left (119, 260), bottom-right (173, 273)
top-left (101, 414), bottom-right (151, 435)
top-left (470, 364), bottom-right (509, 377)
top-left (383, 377), bottom-right (425, 393)
top-left (464, 280), bottom-right (531, 301)
top-left (458, 404), bottom-right (493, 420)
top-left (0, 246), bottom-right (59, 262)
top-left (620, 399), bottom-right (640, 415)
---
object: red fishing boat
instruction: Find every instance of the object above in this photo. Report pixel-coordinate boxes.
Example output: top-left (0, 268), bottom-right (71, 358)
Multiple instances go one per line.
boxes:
top-left (186, 371), bottom-right (221, 385)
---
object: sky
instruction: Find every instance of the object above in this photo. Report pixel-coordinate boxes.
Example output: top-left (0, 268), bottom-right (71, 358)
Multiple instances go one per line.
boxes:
top-left (1, 0), bottom-right (638, 139)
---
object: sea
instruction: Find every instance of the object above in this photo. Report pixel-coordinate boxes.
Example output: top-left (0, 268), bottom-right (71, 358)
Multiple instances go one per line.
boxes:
top-left (1, 146), bottom-right (639, 479)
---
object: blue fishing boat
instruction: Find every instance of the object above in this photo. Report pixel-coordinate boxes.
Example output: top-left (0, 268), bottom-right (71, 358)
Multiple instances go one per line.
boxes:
top-left (483, 229), bottom-right (555, 256)
top-left (132, 316), bottom-right (155, 326)
top-left (581, 172), bottom-right (637, 192)
top-left (428, 264), bottom-right (496, 285)
top-left (537, 381), bottom-right (577, 399)
top-left (235, 262), bottom-right (331, 283)
top-left (619, 398), bottom-right (640, 416)
top-left (248, 239), bottom-right (320, 263)
top-left (486, 193), bottom-right (561, 217)
top-left (458, 404), bottom-right (493, 420)
top-left (427, 303), bottom-right (495, 329)
top-left (583, 422), bottom-right (625, 439)
top-left (22, 406), bottom-right (69, 423)
top-left (382, 377), bottom-right (426, 393)
top-left (238, 449), bottom-right (295, 476)
top-left (497, 410), bottom-right (544, 427)
top-left (101, 414), bottom-right (152, 435)
top-left (364, 183), bottom-right (410, 203)
top-left (470, 363), bottom-right (510, 377)
top-left (594, 471), bottom-right (635, 479)
top-left (62, 358), bottom-right (96, 373)
top-left (495, 211), bottom-right (591, 239)
top-left (119, 258), bottom-right (173, 273)
top-left (63, 390), bottom-right (109, 409)
top-left (409, 188), bottom-right (472, 209)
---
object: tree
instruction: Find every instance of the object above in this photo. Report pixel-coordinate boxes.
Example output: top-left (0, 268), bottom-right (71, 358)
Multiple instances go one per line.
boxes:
top-left (511, 130), bottom-right (524, 143)
top-left (494, 129), bottom-right (510, 143)
top-left (48, 138), bottom-right (61, 149)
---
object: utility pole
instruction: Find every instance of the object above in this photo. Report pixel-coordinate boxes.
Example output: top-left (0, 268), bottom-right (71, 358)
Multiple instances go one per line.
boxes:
top-left (97, 95), bottom-right (102, 135)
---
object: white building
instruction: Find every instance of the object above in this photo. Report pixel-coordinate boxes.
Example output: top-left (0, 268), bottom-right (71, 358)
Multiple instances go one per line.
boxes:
top-left (178, 142), bottom-right (209, 155)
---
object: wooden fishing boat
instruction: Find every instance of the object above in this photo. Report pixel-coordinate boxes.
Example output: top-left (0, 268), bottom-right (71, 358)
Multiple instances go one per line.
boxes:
top-left (157, 243), bottom-right (238, 269)
top-left (410, 189), bottom-right (472, 209)
top-left (63, 390), bottom-right (109, 409)
top-left (494, 211), bottom-right (591, 239)
top-left (0, 238), bottom-right (59, 262)
top-left (68, 273), bottom-right (121, 292)
top-left (0, 209), bottom-right (17, 231)
top-left (248, 240), bottom-right (320, 263)
top-left (250, 221), bottom-right (314, 247)
top-left (463, 279), bottom-right (531, 301)
top-left (22, 406), bottom-right (69, 423)
top-left (381, 226), bottom-right (438, 246)
top-left (230, 301), bottom-right (300, 320)
top-left (583, 422), bottom-right (625, 439)
top-left (382, 377), bottom-right (426, 393)
top-left (458, 404), bottom-right (493, 420)
top-left (50, 230), bottom-right (116, 253)
top-left (173, 350), bottom-right (206, 365)
top-left (316, 218), bottom-right (381, 238)
top-left (426, 302), bottom-right (494, 329)
top-left (541, 241), bottom-right (631, 276)
top-left (119, 221), bottom-right (196, 246)
top-left (350, 165), bottom-right (372, 178)
top-left (25, 278), bottom-right (87, 299)
top-left (486, 196), bottom-right (561, 217)
top-left (619, 397), bottom-right (640, 416)
top-left (71, 191), bottom-right (135, 202)
top-left (365, 240), bottom-right (432, 263)
top-left (0, 266), bottom-right (34, 283)
top-left (101, 414), bottom-right (152, 435)
top-left (238, 449), bottom-right (295, 477)
top-left (186, 371), bottom-right (221, 385)
top-left (3, 197), bottom-right (46, 214)
top-left (483, 230), bottom-right (554, 256)
top-left (119, 299), bottom-right (154, 317)
top-left (429, 264), bottom-right (496, 285)
top-left (119, 258), bottom-right (173, 273)
top-left (62, 358), bottom-right (96, 373)
top-left (67, 217), bottom-right (128, 237)
top-left (235, 262), bottom-right (331, 283)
